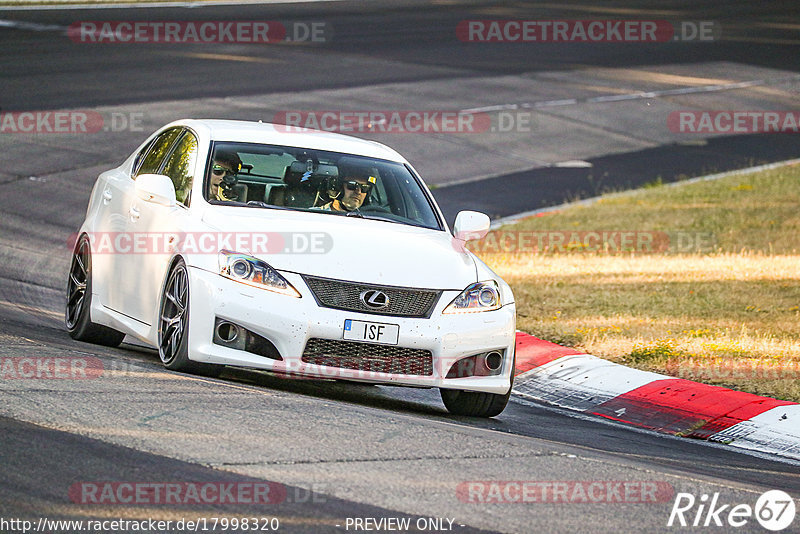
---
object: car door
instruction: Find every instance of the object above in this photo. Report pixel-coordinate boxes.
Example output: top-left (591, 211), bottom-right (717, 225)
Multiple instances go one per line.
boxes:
top-left (90, 168), bottom-right (135, 309)
top-left (120, 129), bottom-right (199, 325)
top-left (106, 126), bottom-right (183, 317)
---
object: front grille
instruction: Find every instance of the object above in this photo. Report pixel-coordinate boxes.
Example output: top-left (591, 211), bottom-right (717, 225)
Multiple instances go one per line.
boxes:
top-left (302, 276), bottom-right (441, 318)
top-left (302, 338), bottom-right (433, 376)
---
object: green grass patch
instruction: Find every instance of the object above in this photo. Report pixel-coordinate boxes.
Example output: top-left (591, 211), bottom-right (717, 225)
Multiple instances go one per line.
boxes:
top-left (508, 163), bottom-right (800, 254)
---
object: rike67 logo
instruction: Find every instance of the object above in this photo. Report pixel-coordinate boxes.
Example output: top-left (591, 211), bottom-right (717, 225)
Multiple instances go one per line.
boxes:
top-left (668, 490), bottom-right (796, 531)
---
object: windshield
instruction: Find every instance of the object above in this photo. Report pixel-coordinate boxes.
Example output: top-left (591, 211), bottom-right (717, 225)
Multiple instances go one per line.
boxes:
top-left (204, 141), bottom-right (442, 230)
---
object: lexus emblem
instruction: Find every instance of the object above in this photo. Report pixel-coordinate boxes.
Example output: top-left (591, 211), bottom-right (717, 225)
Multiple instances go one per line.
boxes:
top-left (360, 290), bottom-right (389, 310)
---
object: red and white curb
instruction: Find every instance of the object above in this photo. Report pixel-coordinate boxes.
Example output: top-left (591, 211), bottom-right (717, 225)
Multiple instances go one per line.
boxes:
top-left (512, 332), bottom-right (800, 461)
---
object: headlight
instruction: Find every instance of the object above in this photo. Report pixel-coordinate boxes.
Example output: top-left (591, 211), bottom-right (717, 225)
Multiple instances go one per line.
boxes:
top-left (219, 250), bottom-right (300, 298)
top-left (442, 281), bottom-right (501, 314)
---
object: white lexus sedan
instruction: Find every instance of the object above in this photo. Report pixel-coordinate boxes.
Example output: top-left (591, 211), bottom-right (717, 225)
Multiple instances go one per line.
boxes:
top-left (66, 119), bottom-right (516, 417)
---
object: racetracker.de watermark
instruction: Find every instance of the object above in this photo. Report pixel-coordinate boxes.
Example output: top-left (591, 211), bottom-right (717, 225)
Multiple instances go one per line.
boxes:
top-left (665, 357), bottom-right (800, 381)
top-left (668, 111), bottom-right (800, 134)
top-left (457, 20), bottom-right (719, 42)
top-left (457, 480), bottom-right (674, 503)
top-left (273, 110), bottom-right (493, 134)
top-left (0, 111), bottom-right (144, 134)
top-left (68, 20), bottom-right (330, 43)
top-left (456, 230), bottom-right (717, 254)
top-left (68, 481), bottom-right (328, 505)
top-left (0, 357), bottom-right (103, 380)
top-left (71, 232), bottom-right (333, 255)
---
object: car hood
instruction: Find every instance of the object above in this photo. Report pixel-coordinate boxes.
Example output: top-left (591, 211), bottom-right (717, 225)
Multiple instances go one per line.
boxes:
top-left (201, 208), bottom-right (476, 290)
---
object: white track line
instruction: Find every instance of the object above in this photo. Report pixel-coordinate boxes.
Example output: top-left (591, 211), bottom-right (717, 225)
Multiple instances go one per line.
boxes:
top-left (461, 75), bottom-right (800, 114)
top-left (0, 0), bottom-right (343, 10)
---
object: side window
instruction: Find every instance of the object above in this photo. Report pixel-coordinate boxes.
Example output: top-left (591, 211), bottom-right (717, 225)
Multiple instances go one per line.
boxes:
top-left (135, 128), bottom-right (182, 178)
top-left (161, 131), bottom-right (198, 206)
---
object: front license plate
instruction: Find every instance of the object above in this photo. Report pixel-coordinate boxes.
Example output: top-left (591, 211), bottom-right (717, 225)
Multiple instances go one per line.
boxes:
top-left (343, 319), bottom-right (399, 345)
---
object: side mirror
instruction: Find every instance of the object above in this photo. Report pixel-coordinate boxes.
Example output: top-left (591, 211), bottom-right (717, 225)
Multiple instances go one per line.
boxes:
top-left (453, 210), bottom-right (490, 242)
top-left (135, 174), bottom-right (176, 207)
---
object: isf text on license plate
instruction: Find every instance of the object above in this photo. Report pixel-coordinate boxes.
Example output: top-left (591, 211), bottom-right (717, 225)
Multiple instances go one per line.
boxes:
top-left (343, 319), bottom-right (399, 345)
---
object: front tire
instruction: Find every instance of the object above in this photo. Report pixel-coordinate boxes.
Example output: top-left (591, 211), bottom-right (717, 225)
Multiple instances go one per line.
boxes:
top-left (440, 387), bottom-right (512, 418)
top-left (442, 349), bottom-right (516, 417)
top-left (65, 235), bottom-right (125, 347)
top-left (158, 259), bottom-right (222, 377)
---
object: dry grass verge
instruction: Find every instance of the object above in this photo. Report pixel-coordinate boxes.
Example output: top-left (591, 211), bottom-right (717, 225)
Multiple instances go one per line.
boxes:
top-left (476, 162), bottom-right (800, 401)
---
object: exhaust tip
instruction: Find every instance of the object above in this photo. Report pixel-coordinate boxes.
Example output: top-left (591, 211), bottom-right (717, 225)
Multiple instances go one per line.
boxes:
top-left (216, 321), bottom-right (239, 343)
top-left (484, 351), bottom-right (503, 372)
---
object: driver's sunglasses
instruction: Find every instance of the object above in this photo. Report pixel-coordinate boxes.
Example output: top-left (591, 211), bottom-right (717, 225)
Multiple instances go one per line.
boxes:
top-left (212, 164), bottom-right (236, 176)
top-left (344, 180), bottom-right (373, 194)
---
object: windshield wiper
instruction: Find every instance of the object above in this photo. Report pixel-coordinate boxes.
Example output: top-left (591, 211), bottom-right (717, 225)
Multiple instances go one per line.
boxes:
top-left (345, 209), bottom-right (364, 218)
top-left (360, 213), bottom-right (397, 223)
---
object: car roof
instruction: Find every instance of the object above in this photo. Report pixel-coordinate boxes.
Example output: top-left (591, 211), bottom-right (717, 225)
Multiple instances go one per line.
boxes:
top-left (176, 119), bottom-right (409, 163)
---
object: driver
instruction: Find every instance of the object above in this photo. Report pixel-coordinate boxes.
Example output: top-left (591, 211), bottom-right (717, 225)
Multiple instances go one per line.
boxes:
top-left (209, 150), bottom-right (243, 202)
top-left (317, 167), bottom-right (376, 212)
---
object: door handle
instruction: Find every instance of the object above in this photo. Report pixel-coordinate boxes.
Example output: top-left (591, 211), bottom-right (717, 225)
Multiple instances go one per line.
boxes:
top-left (129, 205), bottom-right (140, 221)
top-left (102, 189), bottom-right (112, 204)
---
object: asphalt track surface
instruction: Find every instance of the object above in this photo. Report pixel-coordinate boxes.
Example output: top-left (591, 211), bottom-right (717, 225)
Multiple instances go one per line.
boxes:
top-left (1, 1), bottom-right (800, 533)
top-left (434, 132), bottom-right (800, 222)
top-left (4, 1), bottom-right (800, 222)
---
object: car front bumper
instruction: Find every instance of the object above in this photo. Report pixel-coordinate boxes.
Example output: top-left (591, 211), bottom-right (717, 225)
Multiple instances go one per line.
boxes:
top-left (186, 267), bottom-right (516, 394)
